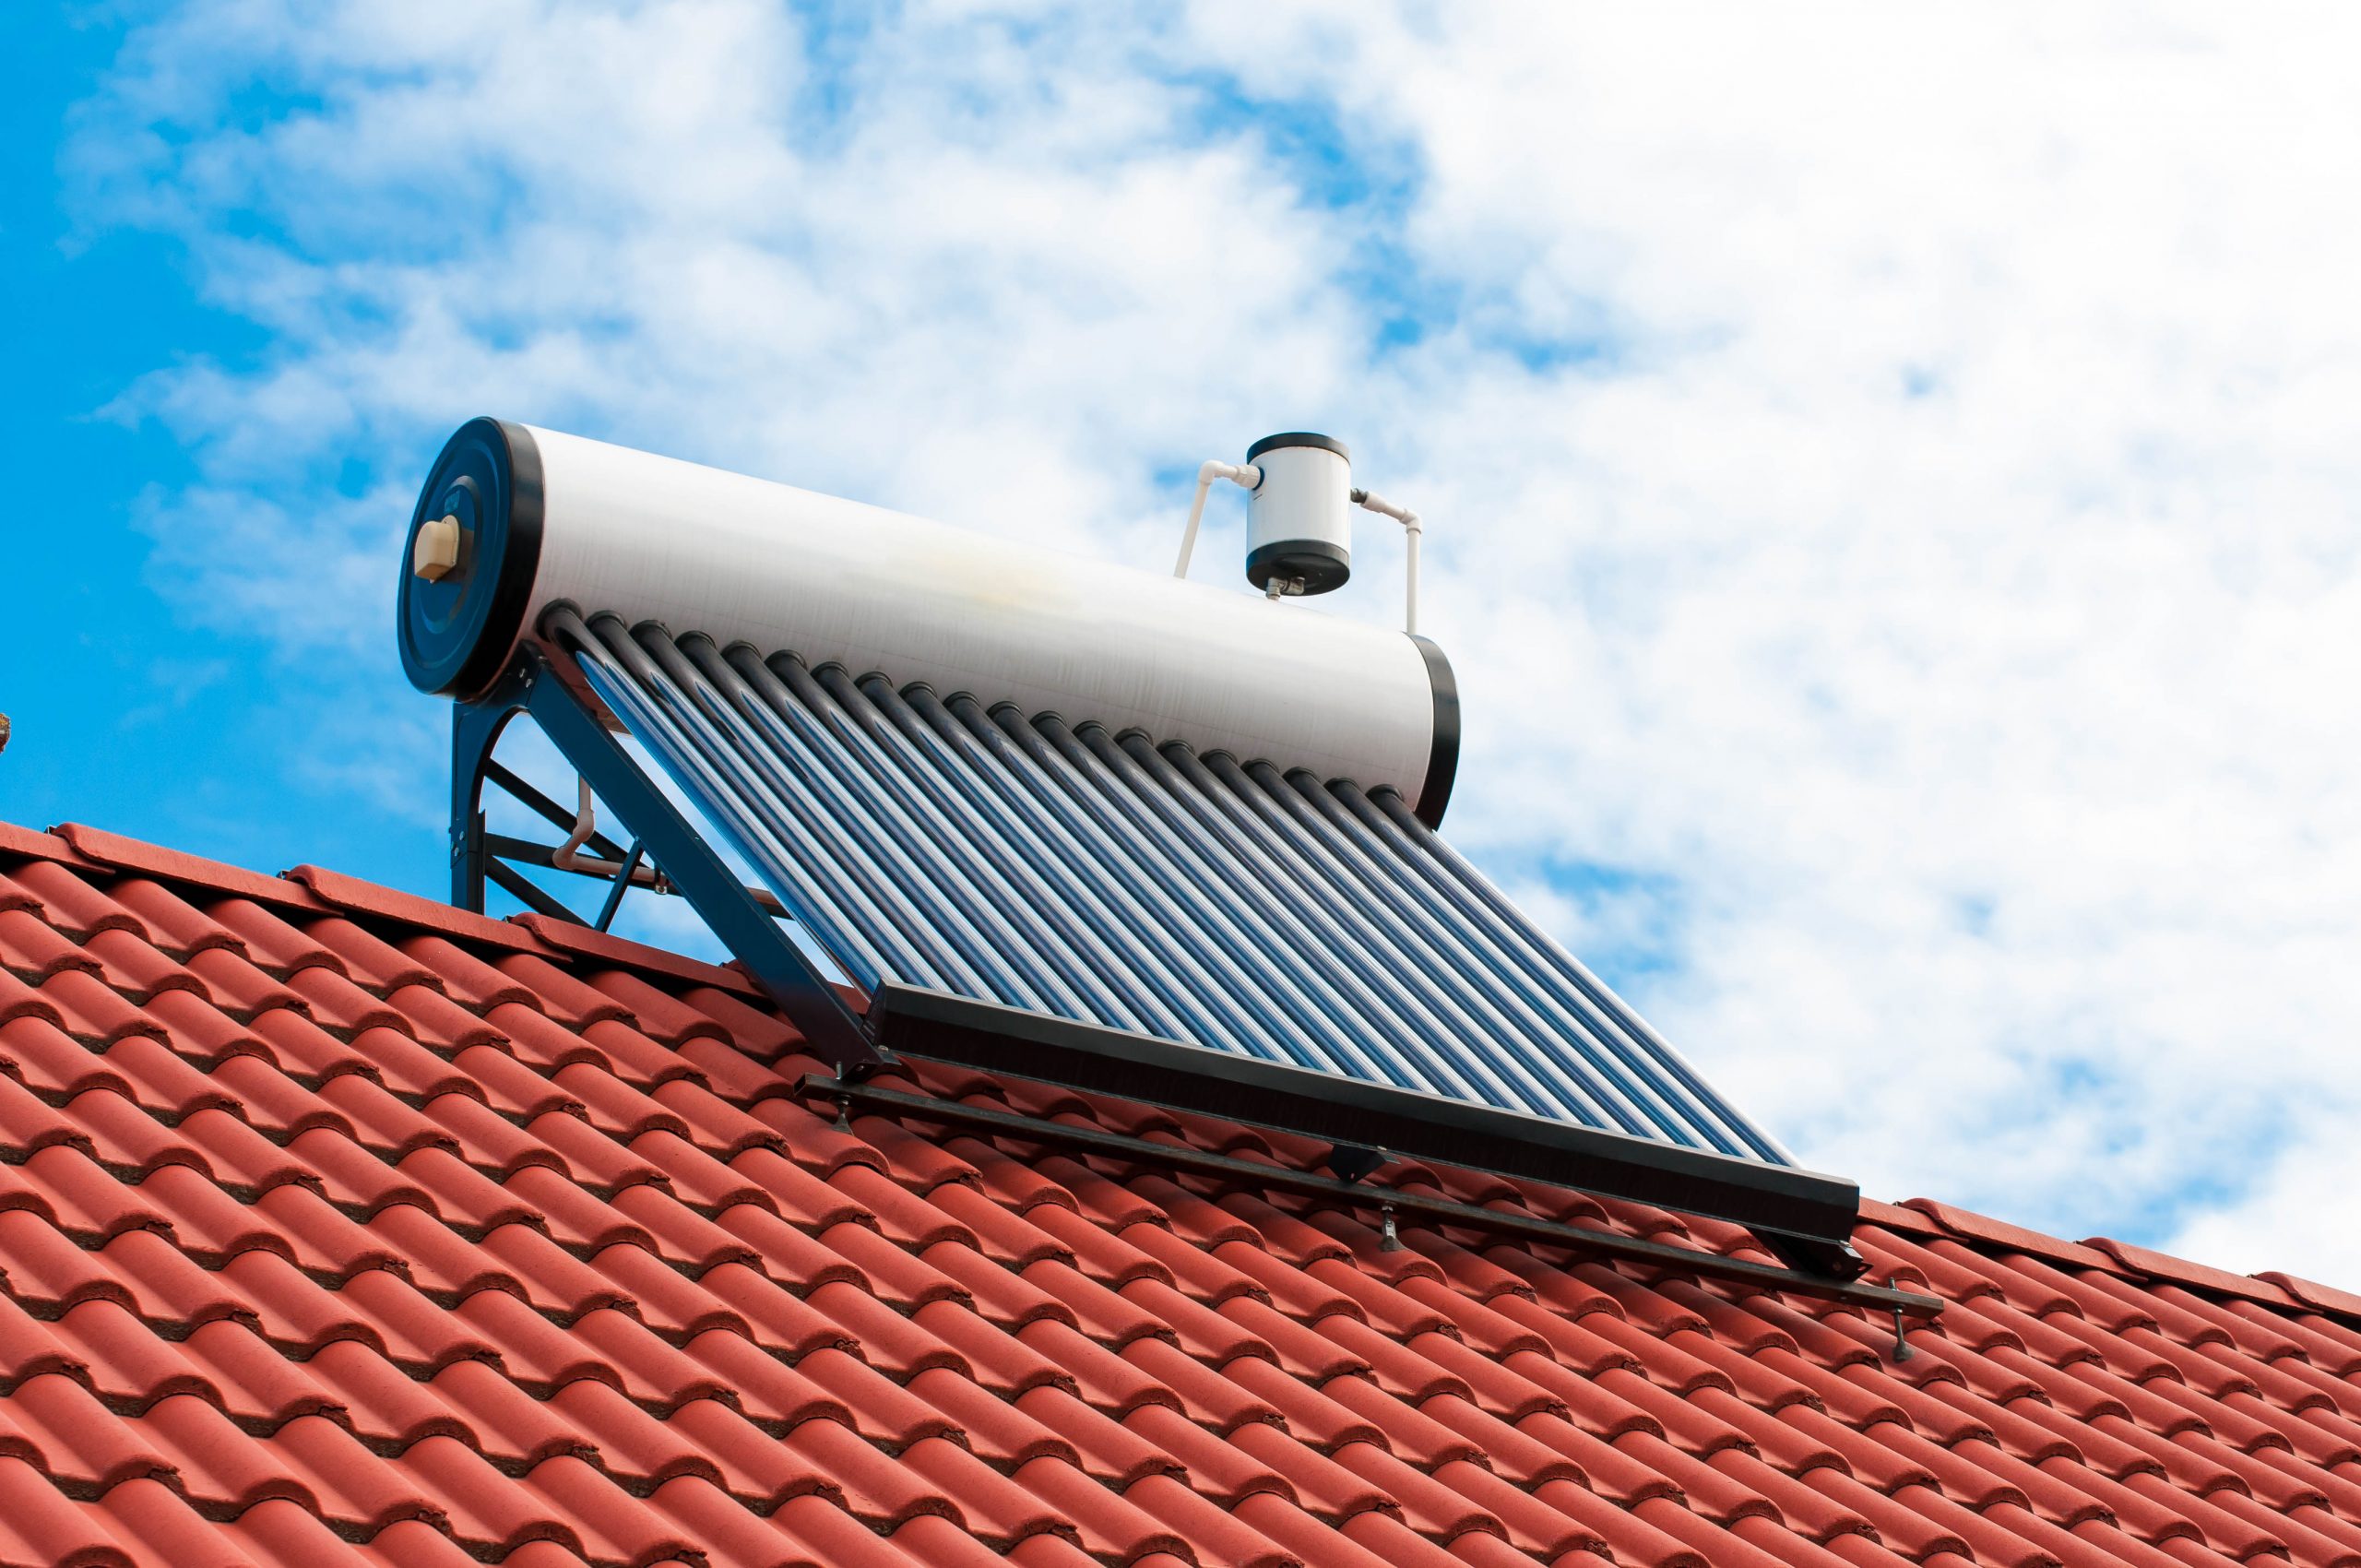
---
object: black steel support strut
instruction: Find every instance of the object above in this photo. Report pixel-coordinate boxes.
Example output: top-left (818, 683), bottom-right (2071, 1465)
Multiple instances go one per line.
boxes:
top-left (449, 648), bottom-right (884, 1075)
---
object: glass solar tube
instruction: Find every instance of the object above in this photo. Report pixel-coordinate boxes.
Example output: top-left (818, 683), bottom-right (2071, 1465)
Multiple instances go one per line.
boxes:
top-left (1161, 742), bottom-right (1624, 1123)
top-left (1090, 727), bottom-right (1521, 1110)
top-left (1059, 718), bottom-right (1438, 1094)
top-left (1299, 772), bottom-right (1752, 1155)
top-left (742, 653), bottom-right (1158, 1035)
top-left (896, 684), bottom-right (1306, 1063)
top-left (1240, 754), bottom-right (1658, 1132)
top-left (835, 671), bottom-right (1204, 1040)
top-left (1238, 755), bottom-right (1670, 1137)
top-left (1013, 709), bottom-right (1408, 1082)
top-left (1153, 737), bottom-right (1644, 1126)
top-left (677, 636), bottom-right (1090, 1023)
top-left (558, 616), bottom-right (1800, 1167)
top-left (962, 698), bottom-right (1347, 1075)
top-left (622, 624), bottom-right (1002, 999)
top-left (1060, 719), bottom-right (1451, 1086)
top-left (555, 612), bottom-right (896, 989)
top-left (1365, 788), bottom-right (1795, 1163)
top-left (1332, 780), bottom-right (1756, 1153)
top-left (979, 701), bottom-right (1354, 1075)
top-left (632, 627), bottom-right (1012, 1000)
top-left (1182, 743), bottom-right (1636, 1126)
top-left (1315, 771), bottom-right (1736, 1147)
top-left (880, 680), bottom-right (1278, 1053)
top-left (611, 631), bottom-right (971, 994)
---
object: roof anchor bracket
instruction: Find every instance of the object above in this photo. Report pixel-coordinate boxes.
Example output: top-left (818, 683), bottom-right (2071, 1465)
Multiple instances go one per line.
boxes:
top-left (1750, 1226), bottom-right (1871, 1283)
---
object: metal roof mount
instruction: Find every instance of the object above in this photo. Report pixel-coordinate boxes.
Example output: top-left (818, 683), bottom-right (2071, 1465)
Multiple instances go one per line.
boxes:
top-left (862, 983), bottom-right (1867, 1278)
top-left (799, 1074), bottom-right (1917, 1313)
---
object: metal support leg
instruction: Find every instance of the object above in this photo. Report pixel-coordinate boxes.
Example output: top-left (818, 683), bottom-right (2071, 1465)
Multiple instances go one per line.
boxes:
top-left (451, 672), bottom-right (528, 914)
top-left (593, 841), bottom-right (645, 932)
top-left (450, 651), bottom-right (884, 1075)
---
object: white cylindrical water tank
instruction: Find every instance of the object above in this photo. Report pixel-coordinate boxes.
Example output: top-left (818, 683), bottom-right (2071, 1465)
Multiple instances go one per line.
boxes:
top-left (1244, 433), bottom-right (1354, 596)
top-left (397, 419), bottom-right (1460, 823)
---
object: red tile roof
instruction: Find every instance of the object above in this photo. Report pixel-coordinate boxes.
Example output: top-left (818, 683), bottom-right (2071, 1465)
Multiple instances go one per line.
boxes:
top-left (3, 815), bottom-right (2359, 1568)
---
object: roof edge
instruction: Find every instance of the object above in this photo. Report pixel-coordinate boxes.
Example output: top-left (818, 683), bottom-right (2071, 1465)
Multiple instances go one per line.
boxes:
top-left (508, 910), bottom-right (769, 997)
top-left (8, 814), bottom-right (765, 1005)
top-left (0, 821), bottom-right (83, 863)
top-left (1902, 1197), bottom-right (2120, 1271)
top-left (1857, 1196), bottom-right (1949, 1237)
top-left (287, 863), bottom-right (548, 955)
top-left (2082, 1235), bottom-right (2302, 1313)
top-left (2257, 1269), bottom-right (2361, 1319)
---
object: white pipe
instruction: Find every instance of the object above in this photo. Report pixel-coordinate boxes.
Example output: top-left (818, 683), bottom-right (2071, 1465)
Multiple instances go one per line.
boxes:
top-left (1406, 523), bottom-right (1419, 635)
top-left (549, 775), bottom-right (654, 880)
top-left (552, 776), bottom-right (596, 871)
top-left (1172, 459), bottom-right (1260, 578)
top-left (1354, 489), bottom-right (1424, 636)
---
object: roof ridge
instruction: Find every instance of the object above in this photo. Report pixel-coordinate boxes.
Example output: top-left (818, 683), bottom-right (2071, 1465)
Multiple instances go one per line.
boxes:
top-left (1899, 1194), bottom-right (2317, 1316)
top-left (7, 814), bottom-right (765, 1004)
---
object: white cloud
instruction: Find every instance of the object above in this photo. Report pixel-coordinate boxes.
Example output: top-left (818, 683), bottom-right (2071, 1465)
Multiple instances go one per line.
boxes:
top-left (71, 2), bottom-right (2361, 1278)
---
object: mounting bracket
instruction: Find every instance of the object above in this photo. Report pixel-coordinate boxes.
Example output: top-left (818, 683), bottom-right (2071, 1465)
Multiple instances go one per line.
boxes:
top-left (867, 980), bottom-right (1868, 1272)
top-left (805, 1074), bottom-right (1931, 1316)
top-left (450, 647), bottom-right (884, 1075)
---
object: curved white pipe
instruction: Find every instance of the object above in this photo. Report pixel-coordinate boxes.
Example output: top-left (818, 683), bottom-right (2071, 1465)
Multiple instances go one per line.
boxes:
top-left (1172, 458), bottom-right (1260, 579)
top-left (551, 776), bottom-right (597, 872)
top-left (545, 774), bottom-right (654, 884)
top-left (1354, 489), bottom-right (1424, 636)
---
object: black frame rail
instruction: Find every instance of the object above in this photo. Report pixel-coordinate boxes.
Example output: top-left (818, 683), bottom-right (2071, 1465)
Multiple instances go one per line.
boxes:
top-left (869, 982), bottom-right (1871, 1279)
top-left (803, 1073), bottom-right (1940, 1320)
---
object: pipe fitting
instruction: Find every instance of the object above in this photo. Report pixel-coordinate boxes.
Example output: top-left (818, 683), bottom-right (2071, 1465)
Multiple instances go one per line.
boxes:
top-left (1172, 460), bottom-right (1263, 578)
top-left (1353, 490), bottom-right (1425, 636)
top-left (413, 514), bottom-right (464, 581)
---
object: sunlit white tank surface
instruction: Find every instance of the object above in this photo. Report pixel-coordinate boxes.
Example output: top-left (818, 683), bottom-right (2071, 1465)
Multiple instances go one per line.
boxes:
top-left (397, 420), bottom-right (1459, 823)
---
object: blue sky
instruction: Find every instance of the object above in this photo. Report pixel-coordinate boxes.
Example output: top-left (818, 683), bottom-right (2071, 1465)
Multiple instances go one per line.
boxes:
top-left (5, 11), bottom-right (291, 864)
top-left (8, 3), bottom-right (2361, 1277)
top-left (6, 6), bottom-right (457, 891)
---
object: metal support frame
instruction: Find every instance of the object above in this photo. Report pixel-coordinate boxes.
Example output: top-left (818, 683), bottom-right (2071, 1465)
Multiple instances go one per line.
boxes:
top-left (867, 981), bottom-right (1869, 1277)
top-left (804, 1074), bottom-right (1937, 1319)
top-left (444, 647), bottom-right (1870, 1283)
top-left (450, 649), bottom-right (883, 1075)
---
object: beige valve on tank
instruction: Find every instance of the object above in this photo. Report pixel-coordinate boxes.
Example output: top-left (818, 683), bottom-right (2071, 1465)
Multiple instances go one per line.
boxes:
top-left (413, 514), bottom-right (464, 581)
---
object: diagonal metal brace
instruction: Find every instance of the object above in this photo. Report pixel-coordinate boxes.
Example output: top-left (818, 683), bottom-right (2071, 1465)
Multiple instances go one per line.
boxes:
top-left (451, 649), bottom-right (884, 1075)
